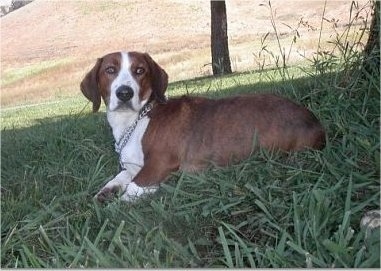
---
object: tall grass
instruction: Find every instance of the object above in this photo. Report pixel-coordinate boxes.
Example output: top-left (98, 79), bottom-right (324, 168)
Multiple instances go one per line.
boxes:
top-left (1, 0), bottom-right (379, 268)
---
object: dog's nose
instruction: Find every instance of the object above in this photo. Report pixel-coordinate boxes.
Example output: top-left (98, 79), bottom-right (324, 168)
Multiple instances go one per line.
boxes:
top-left (116, 85), bottom-right (134, 102)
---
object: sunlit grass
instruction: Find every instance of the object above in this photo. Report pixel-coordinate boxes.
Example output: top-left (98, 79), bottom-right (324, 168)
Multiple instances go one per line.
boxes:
top-left (1, 58), bottom-right (73, 87)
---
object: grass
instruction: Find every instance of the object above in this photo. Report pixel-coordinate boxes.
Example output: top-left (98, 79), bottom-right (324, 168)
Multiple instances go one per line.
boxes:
top-left (1, 55), bottom-right (379, 267)
top-left (1, 58), bottom-right (73, 88)
top-left (0, 65), bottom-right (307, 129)
top-left (1, 1), bottom-right (379, 267)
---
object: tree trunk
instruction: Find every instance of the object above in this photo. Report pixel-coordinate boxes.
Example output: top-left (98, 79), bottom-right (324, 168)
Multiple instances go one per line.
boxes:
top-left (211, 0), bottom-right (232, 76)
top-left (362, 0), bottom-right (380, 75)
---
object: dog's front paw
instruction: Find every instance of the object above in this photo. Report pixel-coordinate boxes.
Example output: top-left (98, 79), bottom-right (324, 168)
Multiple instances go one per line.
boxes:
top-left (94, 177), bottom-right (158, 203)
top-left (95, 185), bottom-right (121, 203)
top-left (120, 182), bottom-right (158, 202)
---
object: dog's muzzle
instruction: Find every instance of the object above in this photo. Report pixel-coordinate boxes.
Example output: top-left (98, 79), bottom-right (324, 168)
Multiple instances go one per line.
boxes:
top-left (116, 85), bottom-right (134, 102)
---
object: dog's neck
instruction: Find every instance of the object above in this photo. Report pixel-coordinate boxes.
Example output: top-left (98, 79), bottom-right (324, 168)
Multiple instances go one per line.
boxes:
top-left (107, 110), bottom-right (138, 142)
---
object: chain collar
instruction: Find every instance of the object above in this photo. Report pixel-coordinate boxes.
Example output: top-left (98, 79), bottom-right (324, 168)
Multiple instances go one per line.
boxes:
top-left (114, 102), bottom-right (153, 156)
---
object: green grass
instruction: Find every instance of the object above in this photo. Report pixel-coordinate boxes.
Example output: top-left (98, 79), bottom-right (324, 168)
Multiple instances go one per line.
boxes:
top-left (1, 54), bottom-right (380, 267)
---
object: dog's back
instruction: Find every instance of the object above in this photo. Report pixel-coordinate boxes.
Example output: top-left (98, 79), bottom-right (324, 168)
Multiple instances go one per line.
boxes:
top-left (143, 93), bottom-right (325, 172)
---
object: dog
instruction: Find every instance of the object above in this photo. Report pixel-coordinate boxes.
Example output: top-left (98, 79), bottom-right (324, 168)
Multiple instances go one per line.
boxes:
top-left (80, 51), bottom-right (325, 203)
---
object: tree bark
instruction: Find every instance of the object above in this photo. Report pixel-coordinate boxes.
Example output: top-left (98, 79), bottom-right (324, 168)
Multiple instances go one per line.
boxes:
top-left (362, 0), bottom-right (379, 75)
top-left (211, 0), bottom-right (232, 76)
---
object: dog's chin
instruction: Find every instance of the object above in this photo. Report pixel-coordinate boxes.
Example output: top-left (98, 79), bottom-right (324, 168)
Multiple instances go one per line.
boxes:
top-left (110, 101), bottom-right (137, 112)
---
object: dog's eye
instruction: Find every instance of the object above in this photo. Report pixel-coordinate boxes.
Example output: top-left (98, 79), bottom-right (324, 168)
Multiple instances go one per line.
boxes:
top-left (135, 67), bottom-right (145, 75)
top-left (105, 66), bottom-right (116, 74)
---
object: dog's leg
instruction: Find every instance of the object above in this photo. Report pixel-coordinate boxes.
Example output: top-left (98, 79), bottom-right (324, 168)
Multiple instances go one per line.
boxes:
top-left (116, 155), bottom-right (177, 201)
top-left (134, 155), bottom-right (178, 186)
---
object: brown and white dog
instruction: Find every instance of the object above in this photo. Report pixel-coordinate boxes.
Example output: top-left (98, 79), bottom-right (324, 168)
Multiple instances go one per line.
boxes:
top-left (80, 51), bottom-right (325, 203)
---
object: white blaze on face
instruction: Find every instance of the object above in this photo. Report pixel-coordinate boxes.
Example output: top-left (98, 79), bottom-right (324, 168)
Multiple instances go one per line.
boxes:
top-left (109, 52), bottom-right (145, 112)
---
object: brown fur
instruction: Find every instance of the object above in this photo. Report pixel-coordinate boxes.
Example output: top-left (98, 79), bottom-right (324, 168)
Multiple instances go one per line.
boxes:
top-left (132, 94), bottom-right (325, 186)
top-left (80, 52), bottom-right (168, 112)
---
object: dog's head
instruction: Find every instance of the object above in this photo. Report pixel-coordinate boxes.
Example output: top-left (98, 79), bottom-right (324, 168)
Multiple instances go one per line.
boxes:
top-left (80, 51), bottom-right (168, 112)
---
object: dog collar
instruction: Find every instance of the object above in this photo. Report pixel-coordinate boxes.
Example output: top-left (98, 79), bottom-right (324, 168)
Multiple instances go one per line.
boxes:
top-left (114, 102), bottom-right (153, 156)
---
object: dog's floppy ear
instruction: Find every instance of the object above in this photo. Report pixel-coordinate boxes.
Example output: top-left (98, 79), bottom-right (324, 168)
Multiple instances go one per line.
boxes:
top-left (80, 58), bottom-right (102, 112)
top-left (144, 53), bottom-right (168, 104)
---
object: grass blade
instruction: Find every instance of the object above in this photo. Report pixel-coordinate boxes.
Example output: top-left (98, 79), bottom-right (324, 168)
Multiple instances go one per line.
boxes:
top-left (218, 226), bottom-right (233, 268)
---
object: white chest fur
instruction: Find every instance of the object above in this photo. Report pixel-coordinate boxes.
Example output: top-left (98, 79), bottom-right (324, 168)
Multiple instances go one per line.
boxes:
top-left (119, 116), bottom-right (150, 174)
top-left (107, 112), bottom-right (150, 168)
top-left (95, 114), bottom-right (156, 202)
top-left (107, 111), bottom-right (149, 173)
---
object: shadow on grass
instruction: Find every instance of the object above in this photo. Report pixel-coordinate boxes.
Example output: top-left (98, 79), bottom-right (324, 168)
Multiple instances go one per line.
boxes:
top-left (1, 111), bottom-right (115, 196)
top-left (1, 70), bottom-right (329, 190)
top-left (1, 68), bottom-right (379, 209)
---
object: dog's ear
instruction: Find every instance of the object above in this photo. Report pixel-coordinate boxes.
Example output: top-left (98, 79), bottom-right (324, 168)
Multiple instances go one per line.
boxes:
top-left (80, 58), bottom-right (102, 112)
top-left (144, 53), bottom-right (168, 104)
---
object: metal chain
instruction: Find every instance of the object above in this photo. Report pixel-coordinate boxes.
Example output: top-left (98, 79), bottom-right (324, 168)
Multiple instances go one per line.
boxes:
top-left (114, 102), bottom-right (153, 155)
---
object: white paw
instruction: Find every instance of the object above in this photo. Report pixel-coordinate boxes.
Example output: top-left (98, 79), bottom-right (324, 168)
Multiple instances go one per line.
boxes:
top-left (120, 182), bottom-right (158, 202)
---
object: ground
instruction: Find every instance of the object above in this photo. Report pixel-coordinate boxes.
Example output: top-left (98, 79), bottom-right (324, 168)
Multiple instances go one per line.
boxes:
top-left (0, 0), bottom-right (371, 107)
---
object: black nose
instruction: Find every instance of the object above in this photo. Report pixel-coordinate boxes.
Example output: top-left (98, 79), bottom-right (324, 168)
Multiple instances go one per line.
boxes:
top-left (116, 85), bottom-right (134, 102)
